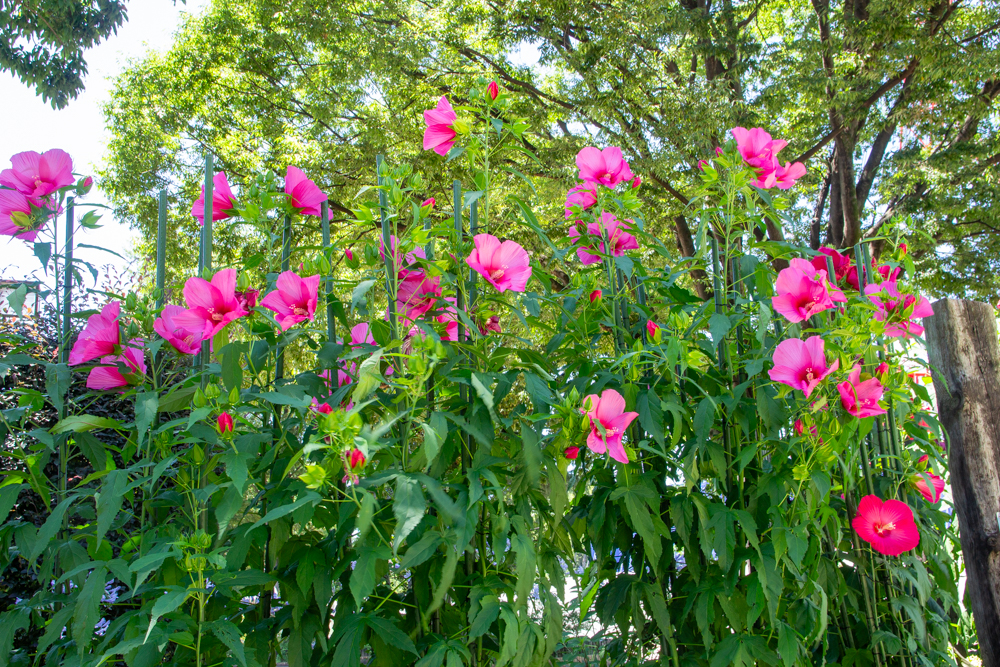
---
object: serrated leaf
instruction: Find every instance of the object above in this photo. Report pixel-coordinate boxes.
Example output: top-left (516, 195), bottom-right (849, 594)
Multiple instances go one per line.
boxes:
top-left (72, 565), bottom-right (107, 655)
top-left (350, 545), bottom-right (390, 609)
top-left (146, 587), bottom-right (190, 641)
top-left (366, 616), bottom-right (417, 655)
top-left (392, 475), bottom-right (426, 555)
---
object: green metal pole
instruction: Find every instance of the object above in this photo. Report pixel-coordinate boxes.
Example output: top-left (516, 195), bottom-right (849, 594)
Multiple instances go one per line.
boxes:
top-left (199, 155), bottom-right (214, 373)
top-left (156, 190), bottom-right (167, 310)
top-left (60, 198), bottom-right (74, 365)
top-left (377, 155), bottom-right (398, 342)
top-left (320, 201), bottom-right (336, 343)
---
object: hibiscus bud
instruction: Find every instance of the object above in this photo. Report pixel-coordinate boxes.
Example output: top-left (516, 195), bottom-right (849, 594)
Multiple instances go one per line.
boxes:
top-left (697, 160), bottom-right (708, 171)
top-left (317, 254), bottom-right (332, 274)
top-left (564, 446), bottom-right (580, 460)
top-left (77, 176), bottom-right (93, 195)
top-left (631, 176), bottom-right (641, 189)
top-left (193, 387), bottom-right (207, 408)
top-left (314, 402), bottom-right (333, 415)
top-left (646, 320), bottom-right (662, 343)
top-left (229, 386), bottom-right (241, 404)
top-left (898, 242), bottom-right (908, 257)
top-left (589, 289), bottom-right (602, 303)
top-left (793, 419), bottom-right (806, 436)
top-left (218, 412), bottom-right (234, 435)
top-left (348, 448), bottom-right (366, 469)
top-left (487, 80), bottom-right (499, 100)
top-left (876, 362), bottom-right (890, 384)
top-left (345, 247), bottom-right (354, 261)
top-left (237, 272), bottom-right (251, 291)
top-left (421, 197), bottom-right (435, 211)
top-left (453, 118), bottom-right (472, 135)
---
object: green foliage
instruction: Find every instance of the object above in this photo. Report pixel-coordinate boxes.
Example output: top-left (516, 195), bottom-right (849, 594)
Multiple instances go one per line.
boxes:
top-left (2, 82), bottom-right (967, 667)
top-left (0, 0), bottom-right (128, 108)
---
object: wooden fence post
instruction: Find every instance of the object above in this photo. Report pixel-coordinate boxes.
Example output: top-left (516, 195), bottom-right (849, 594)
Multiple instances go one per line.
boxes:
top-left (924, 298), bottom-right (1000, 666)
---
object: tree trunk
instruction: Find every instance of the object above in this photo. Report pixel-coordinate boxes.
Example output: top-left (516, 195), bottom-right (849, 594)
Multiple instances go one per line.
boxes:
top-left (924, 298), bottom-right (1000, 667)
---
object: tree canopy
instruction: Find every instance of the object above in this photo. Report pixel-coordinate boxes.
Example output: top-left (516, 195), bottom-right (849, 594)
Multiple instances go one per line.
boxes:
top-left (101, 0), bottom-right (1000, 299)
top-left (1, 0), bottom-right (128, 108)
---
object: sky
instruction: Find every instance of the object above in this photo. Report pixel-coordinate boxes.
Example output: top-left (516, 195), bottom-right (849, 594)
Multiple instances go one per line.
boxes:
top-left (0, 0), bottom-right (208, 288)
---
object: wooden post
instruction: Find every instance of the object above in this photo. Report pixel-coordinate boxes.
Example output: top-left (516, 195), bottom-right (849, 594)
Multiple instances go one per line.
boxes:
top-left (924, 298), bottom-right (1000, 667)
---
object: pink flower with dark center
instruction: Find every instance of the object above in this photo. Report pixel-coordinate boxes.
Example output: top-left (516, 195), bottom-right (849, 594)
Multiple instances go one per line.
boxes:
top-left (218, 412), bottom-right (234, 435)
top-left (396, 269), bottom-right (442, 323)
top-left (423, 96), bottom-right (458, 156)
top-left (564, 184), bottom-right (597, 221)
top-left (864, 281), bottom-right (934, 338)
top-left (811, 247), bottom-right (852, 283)
top-left (87, 343), bottom-right (146, 391)
top-left (771, 258), bottom-right (847, 323)
top-left (192, 172), bottom-right (236, 226)
top-left (285, 166), bottom-right (327, 216)
top-left (466, 233), bottom-right (532, 293)
top-left (837, 365), bottom-right (887, 418)
top-left (582, 389), bottom-right (638, 464)
top-left (173, 268), bottom-right (249, 340)
top-left (569, 212), bottom-right (639, 265)
top-left (487, 81), bottom-right (499, 100)
top-left (69, 301), bottom-right (121, 365)
top-left (768, 336), bottom-right (840, 398)
top-left (912, 456), bottom-right (945, 504)
top-left (261, 271), bottom-right (321, 331)
top-left (564, 446), bottom-right (580, 460)
top-left (575, 147), bottom-right (635, 188)
top-left (153, 304), bottom-right (202, 355)
top-left (0, 149), bottom-right (74, 198)
top-left (852, 495), bottom-right (920, 556)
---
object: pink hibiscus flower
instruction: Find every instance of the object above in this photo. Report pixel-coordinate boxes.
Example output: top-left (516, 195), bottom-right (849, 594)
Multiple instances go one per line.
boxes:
top-left (192, 172), bottom-right (237, 226)
top-left (773, 161), bottom-right (807, 190)
top-left (285, 166), bottom-right (327, 216)
top-left (261, 271), bottom-right (321, 331)
top-left (569, 212), bottom-right (639, 265)
top-left (768, 336), bottom-right (840, 398)
top-left (87, 343), bottom-right (147, 391)
top-left (153, 304), bottom-right (203, 355)
top-left (732, 127), bottom-right (787, 172)
top-left (396, 269), bottom-right (442, 323)
top-left (864, 281), bottom-right (934, 338)
top-left (575, 146), bottom-right (635, 188)
top-left (422, 96), bottom-right (458, 156)
top-left (466, 233), bottom-right (532, 293)
top-left (173, 268), bottom-right (249, 340)
top-left (582, 389), bottom-right (638, 464)
top-left (771, 258), bottom-right (847, 323)
top-left (837, 365), bottom-right (887, 418)
top-left (69, 301), bottom-right (121, 365)
top-left (852, 495), bottom-right (920, 556)
top-left (380, 235), bottom-right (426, 274)
top-left (564, 184), bottom-right (597, 221)
top-left (0, 149), bottom-right (74, 198)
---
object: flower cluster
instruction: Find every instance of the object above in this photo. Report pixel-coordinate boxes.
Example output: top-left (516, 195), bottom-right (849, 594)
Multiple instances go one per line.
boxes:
top-left (732, 127), bottom-right (806, 189)
top-left (0, 149), bottom-right (78, 241)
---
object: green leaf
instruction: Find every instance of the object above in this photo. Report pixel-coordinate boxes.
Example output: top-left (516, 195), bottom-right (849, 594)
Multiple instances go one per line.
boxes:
top-left (6, 283), bottom-right (28, 317)
top-left (45, 363), bottom-right (70, 413)
top-left (75, 432), bottom-right (108, 471)
top-left (135, 390), bottom-right (159, 449)
top-left (248, 491), bottom-right (320, 532)
top-left (392, 475), bottom-right (426, 555)
top-left (352, 349), bottom-right (385, 403)
top-left (400, 530), bottom-right (443, 569)
top-left (28, 494), bottom-right (75, 562)
top-left (72, 565), bottom-right (107, 655)
top-left (637, 389), bottom-right (665, 446)
top-left (709, 313), bottom-right (731, 344)
top-left (694, 398), bottom-right (715, 445)
top-left (778, 623), bottom-right (799, 667)
top-left (51, 414), bottom-right (122, 434)
top-left (420, 412), bottom-right (447, 467)
top-left (623, 487), bottom-right (662, 566)
top-left (511, 528), bottom-right (536, 608)
top-left (520, 422), bottom-right (542, 486)
top-left (355, 489), bottom-right (377, 543)
top-left (351, 279), bottom-right (377, 311)
top-left (351, 545), bottom-right (390, 609)
top-left (546, 460), bottom-right (567, 521)
top-left (206, 619), bottom-right (248, 667)
top-left (95, 469), bottom-right (127, 549)
top-left (470, 596), bottom-right (500, 638)
top-left (643, 583), bottom-right (675, 640)
top-left (367, 616), bottom-right (418, 655)
top-left (0, 484), bottom-right (23, 522)
top-left (145, 586), bottom-right (190, 641)
top-left (471, 372), bottom-right (500, 425)
top-left (0, 610), bottom-right (29, 667)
